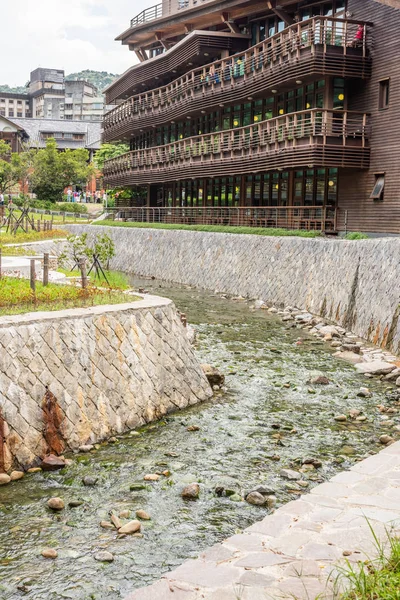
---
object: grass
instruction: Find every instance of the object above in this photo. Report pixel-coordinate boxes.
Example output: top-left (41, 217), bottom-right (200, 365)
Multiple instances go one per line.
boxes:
top-left (58, 268), bottom-right (130, 290)
top-left (338, 526), bottom-right (400, 600)
top-left (11, 209), bottom-right (92, 224)
top-left (0, 277), bottom-right (138, 316)
top-left (0, 229), bottom-right (67, 246)
top-left (344, 232), bottom-right (369, 240)
top-left (94, 220), bottom-right (322, 238)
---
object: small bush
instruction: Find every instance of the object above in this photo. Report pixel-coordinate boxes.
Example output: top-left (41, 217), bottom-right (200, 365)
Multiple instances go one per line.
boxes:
top-left (345, 232), bottom-right (369, 240)
top-left (56, 202), bottom-right (88, 214)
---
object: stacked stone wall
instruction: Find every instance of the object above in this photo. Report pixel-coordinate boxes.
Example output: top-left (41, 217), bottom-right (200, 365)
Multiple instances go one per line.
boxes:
top-left (0, 297), bottom-right (212, 470)
top-left (66, 226), bottom-right (400, 354)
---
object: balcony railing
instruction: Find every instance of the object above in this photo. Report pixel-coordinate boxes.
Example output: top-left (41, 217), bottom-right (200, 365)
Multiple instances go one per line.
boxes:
top-left (107, 206), bottom-right (338, 232)
top-left (130, 0), bottom-right (212, 28)
top-left (104, 17), bottom-right (370, 141)
top-left (104, 109), bottom-right (370, 185)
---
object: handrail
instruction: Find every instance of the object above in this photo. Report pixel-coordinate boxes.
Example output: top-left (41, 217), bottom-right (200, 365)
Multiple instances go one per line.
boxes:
top-left (106, 205), bottom-right (338, 232)
top-left (131, 3), bottom-right (163, 28)
top-left (104, 109), bottom-right (370, 175)
top-left (130, 0), bottom-right (214, 28)
top-left (105, 16), bottom-right (369, 132)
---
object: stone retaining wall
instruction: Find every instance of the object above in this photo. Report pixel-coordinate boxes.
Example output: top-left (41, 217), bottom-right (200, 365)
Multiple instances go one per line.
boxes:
top-left (67, 226), bottom-right (400, 354)
top-left (0, 296), bottom-right (212, 470)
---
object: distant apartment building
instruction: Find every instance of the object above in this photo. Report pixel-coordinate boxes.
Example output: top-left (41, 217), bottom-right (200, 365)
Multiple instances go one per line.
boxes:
top-left (0, 68), bottom-right (105, 123)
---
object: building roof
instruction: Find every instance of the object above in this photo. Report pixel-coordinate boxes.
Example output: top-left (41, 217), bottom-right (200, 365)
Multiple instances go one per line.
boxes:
top-left (0, 115), bottom-right (25, 132)
top-left (9, 117), bottom-right (102, 150)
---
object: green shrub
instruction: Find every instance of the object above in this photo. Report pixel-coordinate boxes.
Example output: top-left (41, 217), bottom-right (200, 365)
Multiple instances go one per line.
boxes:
top-left (56, 202), bottom-right (88, 214)
top-left (344, 232), bottom-right (369, 240)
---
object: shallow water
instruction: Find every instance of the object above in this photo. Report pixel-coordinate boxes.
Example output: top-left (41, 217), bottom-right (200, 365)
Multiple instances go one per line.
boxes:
top-left (0, 278), bottom-right (396, 600)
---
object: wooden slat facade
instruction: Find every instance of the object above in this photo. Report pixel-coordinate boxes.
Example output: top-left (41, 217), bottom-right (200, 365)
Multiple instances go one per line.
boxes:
top-left (336, 0), bottom-right (400, 233)
top-left (104, 17), bottom-right (371, 142)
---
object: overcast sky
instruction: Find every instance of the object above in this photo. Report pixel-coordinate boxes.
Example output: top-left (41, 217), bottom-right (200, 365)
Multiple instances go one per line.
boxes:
top-left (0, 0), bottom-right (152, 86)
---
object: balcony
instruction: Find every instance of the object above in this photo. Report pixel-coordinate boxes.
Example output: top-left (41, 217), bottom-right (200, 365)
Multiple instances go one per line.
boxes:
top-left (130, 1), bottom-right (212, 28)
top-left (105, 30), bottom-right (249, 103)
top-left (104, 17), bottom-right (371, 141)
top-left (104, 108), bottom-right (370, 187)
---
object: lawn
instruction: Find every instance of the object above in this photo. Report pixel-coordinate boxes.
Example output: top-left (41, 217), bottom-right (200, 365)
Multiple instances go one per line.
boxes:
top-left (0, 277), bottom-right (138, 316)
top-left (58, 268), bottom-right (130, 290)
top-left (0, 229), bottom-right (66, 247)
top-left (94, 220), bottom-right (322, 238)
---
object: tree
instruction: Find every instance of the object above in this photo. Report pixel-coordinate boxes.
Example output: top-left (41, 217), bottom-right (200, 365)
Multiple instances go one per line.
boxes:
top-left (0, 140), bottom-right (30, 195)
top-left (94, 143), bottom-right (130, 171)
top-left (30, 138), bottom-right (94, 202)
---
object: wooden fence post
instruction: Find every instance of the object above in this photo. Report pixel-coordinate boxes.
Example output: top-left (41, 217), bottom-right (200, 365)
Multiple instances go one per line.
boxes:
top-left (43, 253), bottom-right (49, 286)
top-left (30, 259), bottom-right (36, 292)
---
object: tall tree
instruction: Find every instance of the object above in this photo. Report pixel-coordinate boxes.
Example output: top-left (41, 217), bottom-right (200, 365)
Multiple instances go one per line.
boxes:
top-left (30, 138), bottom-right (94, 202)
top-left (0, 140), bottom-right (29, 195)
top-left (94, 143), bottom-right (130, 171)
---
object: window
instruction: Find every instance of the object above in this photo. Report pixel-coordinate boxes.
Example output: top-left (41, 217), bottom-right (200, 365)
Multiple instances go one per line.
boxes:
top-left (379, 79), bottom-right (390, 109)
top-left (8, 110), bottom-right (14, 117)
top-left (370, 174), bottom-right (385, 200)
top-left (17, 112), bottom-right (22, 117)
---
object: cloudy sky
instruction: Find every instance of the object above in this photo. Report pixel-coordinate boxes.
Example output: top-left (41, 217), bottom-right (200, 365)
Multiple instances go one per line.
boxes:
top-left (1, 0), bottom-right (151, 86)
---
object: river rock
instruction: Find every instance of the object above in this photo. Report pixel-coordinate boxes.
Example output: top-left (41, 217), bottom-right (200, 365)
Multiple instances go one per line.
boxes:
top-left (214, 476), bottom-right (241, 497)
top-left (334, 414), bottom-right (347, 422)
top-left (181, 483), bottom-right (200, 500)
top-left (308, 372), bottom-right (330, 385)
top-left (357, 387), bottom-right (372, 398)
top-left (249, 485), bottom-right (276, 496)
top-left (280, 469), bottom-right (301, 481)
top-left (333, 351), bottom-right (363, 364)
top-left (119, 510), bottom-right (131, 519)
top-left (83, 476), bottom-right (98, 487)
top-left (41, 455), bottom-right (66, 471)
top-left (355, 361), bottom-right (396, 376)
top-left (266, 495), bottom-right (277, 508)
top-left (302, 458), bottom-right (322, 468)
top-left (246, 491), bottom-right (266, 506)
top-left (111, 514), bottom-right (122, 529)
top-left (0, 474), bottom-right (11, 485)
top-left (47, 497), bottom-right (65, 511)
top-left (136, 510), bottom-right (151, 520)
top-left (130, 483), bottom-right (147, 491)
top-left (42, 548), bottom-right (58, 559)
top-left (27, 467), bottom-right (42, 473)
top-left (379, 434), bottom-right (395, 445)
top-left (201, 364), bottom-right (225, 386)
top-left (118, 520), bottom-right (141, 534)
top-left (100, 521), bottom-right (114, 529)
top-left (79, 445), bottom-right (94, 453)
top-left (144, 474), bottom-right (160, 481)
top-left (10, 471), bottom-right (24, 481)
top-left (396, 377), bottom-right (400, 387)
top-left (68, 500), bottom-right (84, 508)
top-left (349, 409), bottom-right (361, 419)
top-left (95, 551), bottom-right (114, 562)
top-left (341, 344), bottom-right (361, 354)
top-left (319, 325), bottom-right (340, 337)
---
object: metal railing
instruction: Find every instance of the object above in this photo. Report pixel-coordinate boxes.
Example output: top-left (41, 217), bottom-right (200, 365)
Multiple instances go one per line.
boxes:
top-left (104, 109), bottom-right (369, 177)
top-left (105, 17), bottom-right (369, 135)
top-left (130, 0), bottom-right (212, 28)
top-left (131, 3), bottom-right (163, 27)
top-left (107, 205), bottom-right (337, 232)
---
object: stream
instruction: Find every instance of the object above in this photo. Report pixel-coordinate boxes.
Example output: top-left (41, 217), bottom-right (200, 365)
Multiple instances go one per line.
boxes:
top-left (0, 278), bottom-right (397, 599)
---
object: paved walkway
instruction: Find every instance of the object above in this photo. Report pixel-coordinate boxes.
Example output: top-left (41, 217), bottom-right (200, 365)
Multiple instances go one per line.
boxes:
top-left (127, 442), bottom-right (400, 600)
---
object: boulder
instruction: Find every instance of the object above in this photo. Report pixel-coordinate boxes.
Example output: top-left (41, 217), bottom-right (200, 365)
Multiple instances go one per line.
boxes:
top-left (41, 455), bottom-right (66, 471)
top-left (280, 469), bottom-right (301, 481)
top-left (319, 325), bottom-right (340, 337)
top-left (42, 548), bottom-right (58, 559)
top-left (333, 351), bottom-right (363, 365)
top-left (82, 476), bottom-right (98, 487)
top-left (95, 551), bottom-right (114, 562)
top-left (10, 471), bottom-right (24, 481)
top-left (47, 497), bottom-right (65, 511)
top-left (341, 344), bottom-right (361, 354)
top-left (201, 364), bottom-right (225, 387)
top-left (246, 492), bottom-right (266, 506)
top-left (78, 445), bottom-right (94, 453)
top-left (355, 361), bottom-right (396, 376)
top-left (118, 520), bottom-right (141, 534)
top-left (0, 474), bottom-right (11, 485)
top-left (136, 510), bottom-right (151, 520)
top-left (357, 387), bottom-right (372, 398)
top-left (181, 483), bottom-right (200, 500)
top-left (379, 435), bottom-right (394, 445)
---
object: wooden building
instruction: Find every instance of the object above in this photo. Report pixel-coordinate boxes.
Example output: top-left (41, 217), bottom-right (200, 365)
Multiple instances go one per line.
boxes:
top-left (103, 0), bottom-right (399, 234)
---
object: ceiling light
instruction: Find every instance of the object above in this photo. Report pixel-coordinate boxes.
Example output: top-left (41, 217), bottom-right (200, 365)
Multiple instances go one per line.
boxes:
top-left (204, 53), bottom-right (209, 56)
top-left (296, 80), bottom-right (303, 84)
top-left (271, 89), bottom-right (278, 94)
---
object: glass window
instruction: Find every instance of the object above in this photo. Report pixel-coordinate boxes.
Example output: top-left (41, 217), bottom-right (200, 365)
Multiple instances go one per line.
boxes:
top-left (370, 174), bottom-right (385, 200)
top-left (379, 79), bottom-right (390, 109)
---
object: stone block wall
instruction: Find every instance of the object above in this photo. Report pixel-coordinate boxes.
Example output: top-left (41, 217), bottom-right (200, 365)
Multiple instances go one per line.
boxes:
top-left (0, 297), bottom-right (212, 471)
top-left (67, 226), bottom-right (400, 354)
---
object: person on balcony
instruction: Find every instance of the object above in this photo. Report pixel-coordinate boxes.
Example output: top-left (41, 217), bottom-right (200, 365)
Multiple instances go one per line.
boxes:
top-left (351, 24), bottom-right (364, 47)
